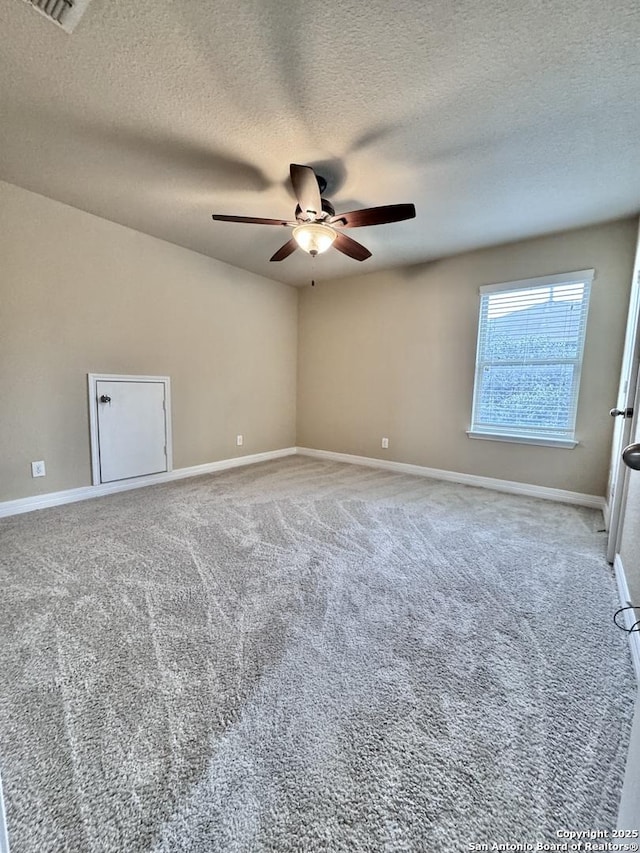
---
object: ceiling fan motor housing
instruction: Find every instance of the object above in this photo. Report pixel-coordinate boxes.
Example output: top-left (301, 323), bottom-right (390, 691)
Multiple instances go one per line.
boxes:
top-left (295, 198), bottom-right (335, 222)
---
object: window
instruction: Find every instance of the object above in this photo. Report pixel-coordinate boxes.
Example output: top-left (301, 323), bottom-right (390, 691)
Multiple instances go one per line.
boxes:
top-left (468, 269), bottom-right (594, 448)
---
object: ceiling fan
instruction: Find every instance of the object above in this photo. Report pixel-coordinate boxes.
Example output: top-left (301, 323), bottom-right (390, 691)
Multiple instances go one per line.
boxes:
top-left (212, 163), bottom-right (416, 263)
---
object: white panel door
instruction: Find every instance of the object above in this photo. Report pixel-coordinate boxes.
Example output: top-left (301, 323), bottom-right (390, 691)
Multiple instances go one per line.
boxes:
top-left (607, 222), bottom-right (640, 561)
top-left (96, 380), bottom-right (167, 483)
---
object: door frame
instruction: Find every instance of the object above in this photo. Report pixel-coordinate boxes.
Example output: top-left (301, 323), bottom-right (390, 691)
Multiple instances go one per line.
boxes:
top-left (87, 373), bottom-right (173, 486)
top-left (606, 220), bottom-right (640, 562)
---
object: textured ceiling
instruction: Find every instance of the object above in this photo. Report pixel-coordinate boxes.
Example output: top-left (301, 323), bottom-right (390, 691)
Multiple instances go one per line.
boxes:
top-left (1, 0), bottom-right (639, 286)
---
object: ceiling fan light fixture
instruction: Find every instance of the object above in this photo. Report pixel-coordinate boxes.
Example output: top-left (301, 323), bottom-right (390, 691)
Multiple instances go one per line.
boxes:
top-left (292, 222), bottom-right (337, 256)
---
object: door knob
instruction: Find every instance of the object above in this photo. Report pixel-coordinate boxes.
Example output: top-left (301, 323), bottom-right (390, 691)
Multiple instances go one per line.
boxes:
top-left (610, 407), bottom-right (634, 418)
top-left (99, 394), bottom-right (111, 404)
top-left (622, 443), bottom-right (640, 470)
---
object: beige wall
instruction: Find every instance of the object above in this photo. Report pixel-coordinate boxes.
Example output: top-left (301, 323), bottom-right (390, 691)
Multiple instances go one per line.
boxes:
top-left (298, 219), bottom-right (638, 497)
top-left (0, 181), bottom-right (297, 501)
top-left (2, 179), bottom-right (637, 505)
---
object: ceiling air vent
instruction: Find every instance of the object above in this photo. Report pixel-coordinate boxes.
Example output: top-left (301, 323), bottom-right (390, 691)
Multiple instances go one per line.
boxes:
top-left (21, 0), bottom-right (93, 33)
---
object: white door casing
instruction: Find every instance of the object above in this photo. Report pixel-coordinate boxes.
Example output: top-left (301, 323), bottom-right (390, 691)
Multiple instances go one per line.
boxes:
top-left (606, 221), bottom-right (640, 562)
top-left (88, 374), bottom-right (172, 485)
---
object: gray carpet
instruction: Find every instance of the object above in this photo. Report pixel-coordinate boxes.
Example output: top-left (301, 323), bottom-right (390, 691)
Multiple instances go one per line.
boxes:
top-left (0, 456), bottom-right (635, 852)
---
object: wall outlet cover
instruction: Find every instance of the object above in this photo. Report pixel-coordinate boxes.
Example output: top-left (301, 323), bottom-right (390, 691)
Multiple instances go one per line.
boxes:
top-left (381, 437), bottom-right (389, 449)
top-left (236, 435), bottom-right (244, 447)
top-left (31, 460), bottom-right (46, 477)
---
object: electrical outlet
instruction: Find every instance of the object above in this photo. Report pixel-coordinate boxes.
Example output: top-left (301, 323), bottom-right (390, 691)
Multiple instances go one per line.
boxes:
top-left (381, 437), bottom-right (389, 449)
top-left (236, 434), bottom-right (244, 447)
top-left (31, 460), bottom-right (46, 478)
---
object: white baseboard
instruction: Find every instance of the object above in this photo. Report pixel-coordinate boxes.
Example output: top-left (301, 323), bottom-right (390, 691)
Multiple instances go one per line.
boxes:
top-left (295, 447), bottom-right (605, 510)
top-left (0, 448), bottom-right (297, 519)
top-left (0, 444), bottom-right (605, 519)
top-left (613, 554), bottom-right (640, 683)
top-left (0, 769), bottom-right (9, 853)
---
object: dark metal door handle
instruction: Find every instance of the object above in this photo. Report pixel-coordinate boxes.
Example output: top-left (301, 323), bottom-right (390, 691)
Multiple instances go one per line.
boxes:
top-left (99, 395), bottom-right (111, 404)
top-left (610, 407), bottom-right (634, 418)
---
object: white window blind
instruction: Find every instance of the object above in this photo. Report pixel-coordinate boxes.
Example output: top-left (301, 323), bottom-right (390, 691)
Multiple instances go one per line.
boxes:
top-left (469, 269), bottom-right (593, 447)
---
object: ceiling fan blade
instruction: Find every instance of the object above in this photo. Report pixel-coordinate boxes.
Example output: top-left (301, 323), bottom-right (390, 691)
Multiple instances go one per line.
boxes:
top-left (333, 232), bottom-right (372, 262)
top-left (329, 203), bottom-right (416, 228)
top-left (270, 238), bottom-right (298, 262)
top-left (290, 164), bottom-right (322, 219)
top-left (212, 214), bottom-right (296, 226)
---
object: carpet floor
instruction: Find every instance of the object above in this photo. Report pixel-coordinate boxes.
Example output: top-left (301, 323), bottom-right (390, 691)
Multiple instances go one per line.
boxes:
top-left (0, 456), bottom-right (635, 852)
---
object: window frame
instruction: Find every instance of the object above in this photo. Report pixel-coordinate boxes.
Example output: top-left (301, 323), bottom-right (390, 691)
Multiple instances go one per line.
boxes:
top-left (467, 269), bottom-right (594, 449)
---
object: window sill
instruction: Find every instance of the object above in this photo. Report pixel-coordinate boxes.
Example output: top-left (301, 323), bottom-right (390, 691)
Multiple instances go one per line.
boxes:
top-left (466, 430), bottom-right (578, 449)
